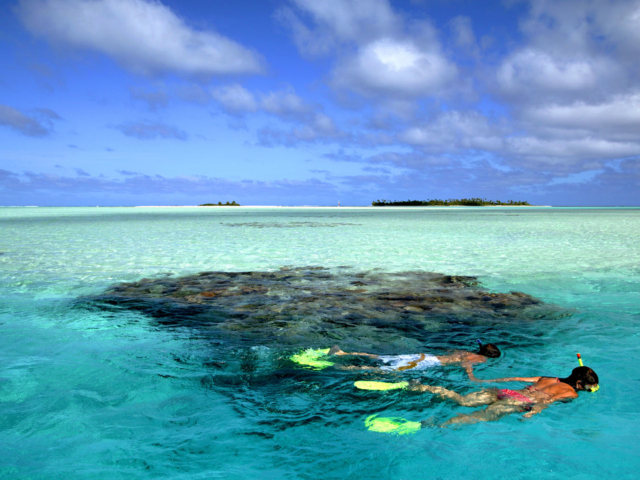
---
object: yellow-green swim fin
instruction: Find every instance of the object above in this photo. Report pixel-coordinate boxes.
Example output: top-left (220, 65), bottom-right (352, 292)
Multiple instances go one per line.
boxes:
top-left (365, 415), bottom-right (422, 435)
top-left (354, 380), bottom-right (409, 391)
top-left (290, 348), bottom-right (334, 370)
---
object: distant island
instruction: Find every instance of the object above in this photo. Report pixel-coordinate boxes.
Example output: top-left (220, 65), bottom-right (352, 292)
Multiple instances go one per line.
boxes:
top-left (199, 201), bottom-right (241, 206)
top-left (372, 198), bottom-right (531, 207)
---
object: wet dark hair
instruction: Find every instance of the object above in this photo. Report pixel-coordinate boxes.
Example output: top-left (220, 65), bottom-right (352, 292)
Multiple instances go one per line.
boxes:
top-left (560, 366), bottom-right (599, 390)
top-left (478, 343), bottom-right (501, 358)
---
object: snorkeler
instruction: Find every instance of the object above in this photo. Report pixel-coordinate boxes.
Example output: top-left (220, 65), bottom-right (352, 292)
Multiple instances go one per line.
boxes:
top-left (328, 341), bottom-right (501, 380)
top-left (407, 366), bottom-right (599, 426)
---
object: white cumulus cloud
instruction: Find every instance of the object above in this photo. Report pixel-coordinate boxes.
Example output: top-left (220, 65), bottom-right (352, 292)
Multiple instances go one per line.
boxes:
top-left (279, 0), bottom-right (456, 101)
top-left (261, 90), bottom-right (312, 117)
top-left (497, 49), bottom-right (619, 99)
top-left (334, 38), bottom-right (457, 98)
top-left (277, 0), bottom-right (400, 55)
top-left (211, 85), bottom-right (258, 114)
top-left (524, 94), bottom-right (640, 130)
top-left (17, 0), bottom-right (265, 77)
top-left (400, 111), bottom-right (504, 152)
top-left (522, 93), bottom-right (640, 144)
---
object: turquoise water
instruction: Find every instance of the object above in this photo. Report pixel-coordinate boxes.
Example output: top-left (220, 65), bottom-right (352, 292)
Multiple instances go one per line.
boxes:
top-left (0, 207), bottom-right (638, 479)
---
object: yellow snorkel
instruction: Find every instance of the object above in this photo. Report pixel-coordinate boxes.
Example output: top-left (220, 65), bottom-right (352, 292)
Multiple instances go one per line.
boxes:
top-left (577, 353), bottom-right (600, 392)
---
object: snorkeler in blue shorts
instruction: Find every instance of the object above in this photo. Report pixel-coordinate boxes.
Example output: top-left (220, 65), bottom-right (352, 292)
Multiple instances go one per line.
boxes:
top-left (328, 342), bottom-right (501, 380)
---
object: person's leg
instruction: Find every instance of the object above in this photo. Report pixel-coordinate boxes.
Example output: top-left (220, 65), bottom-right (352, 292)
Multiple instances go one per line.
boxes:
top-left (442, 402), bottom-right (523, 426)
top-left (329, 345), bottom-right (379, 358)
top-left (409, 382), bottom-right (496, 407)
top-left (334, 365), bottom-right (379, 371)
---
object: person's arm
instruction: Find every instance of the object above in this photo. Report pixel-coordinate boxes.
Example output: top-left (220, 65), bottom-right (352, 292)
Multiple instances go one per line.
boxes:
top-left (341, 351), bottom-right (379, 358)
top-left (474, 376), bottom-right (542, 383)
top-left (522, 404), bottom-right (548, 418)
top-left (522, 391), bottom-right (576, 418)
top-left (464, 363), bottom-right (480, 382)
top-left (550, 390), bottom-right (579, 401)
top-left (329, 347), bottom-right (379, 358)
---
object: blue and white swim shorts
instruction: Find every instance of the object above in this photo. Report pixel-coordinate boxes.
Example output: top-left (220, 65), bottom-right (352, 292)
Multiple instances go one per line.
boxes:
top-left (378, 354), bottom-right (441, 372)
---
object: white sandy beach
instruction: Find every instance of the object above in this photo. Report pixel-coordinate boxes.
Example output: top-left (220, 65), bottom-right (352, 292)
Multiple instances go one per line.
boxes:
top-left (133, 205), bottom-right (553, 208)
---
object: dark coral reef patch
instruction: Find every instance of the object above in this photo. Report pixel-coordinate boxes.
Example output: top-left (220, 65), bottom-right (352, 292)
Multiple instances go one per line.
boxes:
top-left (83, 267), bottom-right (567, 348)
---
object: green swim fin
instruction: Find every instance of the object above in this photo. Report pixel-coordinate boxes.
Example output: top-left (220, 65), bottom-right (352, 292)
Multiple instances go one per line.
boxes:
top-left (365, 415), bottom-right (422, 435)
top-left (354, 380), bottom-right (409, 391)
top-left (290, 348), bottom-right (334, 370)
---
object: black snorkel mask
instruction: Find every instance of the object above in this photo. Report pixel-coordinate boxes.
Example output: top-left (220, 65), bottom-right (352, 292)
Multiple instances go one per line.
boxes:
top-left (577, 353), bottom-right (600, 393)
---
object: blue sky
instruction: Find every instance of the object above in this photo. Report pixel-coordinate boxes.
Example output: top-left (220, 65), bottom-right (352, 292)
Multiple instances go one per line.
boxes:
top-left (1, 0), bottom-right (639, 206)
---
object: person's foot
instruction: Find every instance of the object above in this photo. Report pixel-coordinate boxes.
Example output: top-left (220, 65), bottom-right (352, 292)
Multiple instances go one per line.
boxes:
top-left (420, 417), bottom-right (438, 428)
top-left (409, 379), bottom-right (431, 392)
top-left (328, 345), bottom-right (344, 355)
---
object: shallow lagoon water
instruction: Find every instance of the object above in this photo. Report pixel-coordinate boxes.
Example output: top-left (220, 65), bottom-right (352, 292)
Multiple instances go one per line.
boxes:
top-left (0, 207), bottom-right (639, 479)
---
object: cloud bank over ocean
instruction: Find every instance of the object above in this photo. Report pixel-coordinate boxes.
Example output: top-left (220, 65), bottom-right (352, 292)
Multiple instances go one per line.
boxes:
top-left (1, 0), bottom-right (640, 205)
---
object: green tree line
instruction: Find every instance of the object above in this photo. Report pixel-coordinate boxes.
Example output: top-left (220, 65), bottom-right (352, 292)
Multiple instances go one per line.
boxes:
top-left (371, 198), bottom-right (530, 206)
top-left (199, 201), bottom-right (240, 206)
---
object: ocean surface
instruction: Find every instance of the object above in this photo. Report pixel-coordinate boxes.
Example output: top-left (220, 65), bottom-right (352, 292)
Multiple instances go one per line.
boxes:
top-left (0, 206), bottom-right (638, 479)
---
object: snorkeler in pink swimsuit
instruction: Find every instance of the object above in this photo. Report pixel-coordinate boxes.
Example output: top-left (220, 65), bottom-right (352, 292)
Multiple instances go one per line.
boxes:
top-left (409, 366), bottom-right (599, 426)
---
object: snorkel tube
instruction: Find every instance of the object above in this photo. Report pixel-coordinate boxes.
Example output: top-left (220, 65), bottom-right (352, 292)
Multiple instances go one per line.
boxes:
top-left (577, 353), bottom-right (600, 392)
